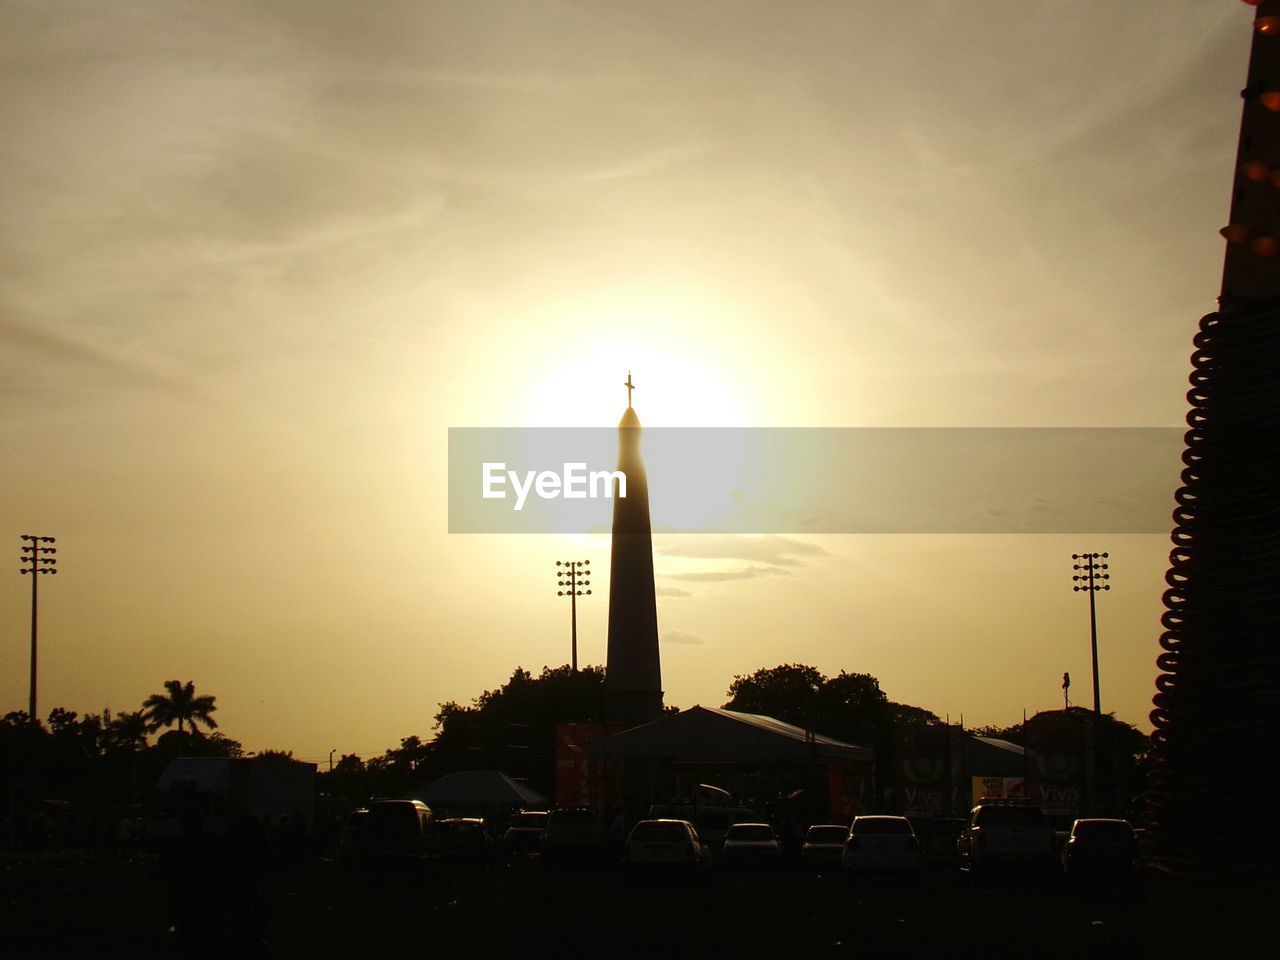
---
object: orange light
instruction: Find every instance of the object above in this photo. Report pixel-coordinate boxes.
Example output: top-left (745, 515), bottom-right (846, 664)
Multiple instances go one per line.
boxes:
top-left (1251, 236), bottom-right (1279, 257)
top-left (1221, 224), bottom-right (1252, 244)
top-left (1269, 170), bottom-right (1280, 189)
top-left (1260, 17), bottom-right (1280, 34)
top-left (1261, 91), bottom-right (1280, 111)
top-left (1242, 160), bottom-right (1271, 181)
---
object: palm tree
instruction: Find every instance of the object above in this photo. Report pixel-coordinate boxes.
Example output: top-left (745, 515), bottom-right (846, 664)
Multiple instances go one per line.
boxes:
top-left (142, 680), bottom-right (218, 735)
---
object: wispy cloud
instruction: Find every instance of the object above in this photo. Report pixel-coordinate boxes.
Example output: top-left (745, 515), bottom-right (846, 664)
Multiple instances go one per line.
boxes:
top-left (575, 144), bottom-right (709, 184)
top-left (656, 535), bottom-right (830, 567)
top-left (666, 565), bottom-right (791, 583)
top-left (656, 585), bottom-right (693, 598)
top-left (663, 630), bottom-right (705, 646)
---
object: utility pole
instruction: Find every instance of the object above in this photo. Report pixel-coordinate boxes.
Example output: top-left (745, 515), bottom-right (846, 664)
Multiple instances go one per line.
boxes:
top-left (19, 534), bottom-right (57, 723)
top-left (1063, 671), bottom-right (1071, 710)
top-left (556, 560), bottom-right (591, 672)
top-left (1071, 552), bottom-right (1110, 715)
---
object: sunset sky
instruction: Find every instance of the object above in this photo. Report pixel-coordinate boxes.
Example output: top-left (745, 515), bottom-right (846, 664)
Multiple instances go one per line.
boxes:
top-left (1, 2), bottom-right (1252, 764)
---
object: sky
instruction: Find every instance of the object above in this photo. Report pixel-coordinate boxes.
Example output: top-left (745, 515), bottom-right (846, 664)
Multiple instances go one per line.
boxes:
top-left (0, 1), bottom-right (1252, 765)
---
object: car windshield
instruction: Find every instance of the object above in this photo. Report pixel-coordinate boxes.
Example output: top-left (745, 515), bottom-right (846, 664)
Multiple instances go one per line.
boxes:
top-left (974, 806), bottom-right (1046, 827)
top-left (367, 804), bottom-right (421, 834)
top-left (727, 825), bottom-right (775, 842)
top-left (550, 809), bottom-right (596, 824)
top-left (630, 821), bottom-right (690, 842)
top-left (510, 812), bottom-right (548, 828)
top-left (851, 817), bottom-right (913, 835)
top-left (1073, 820), bottom-right (1135, 840)
top-left (806, 826), bottom-right (847, 844)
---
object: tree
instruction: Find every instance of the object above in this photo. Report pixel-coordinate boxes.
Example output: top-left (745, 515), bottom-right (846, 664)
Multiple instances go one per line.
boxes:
top-left (141, 680), bottom-right (218, 735)
top-left (103, 709), bottom-right (149, 753)
top-left (423, 664), bottom-right (607, 797)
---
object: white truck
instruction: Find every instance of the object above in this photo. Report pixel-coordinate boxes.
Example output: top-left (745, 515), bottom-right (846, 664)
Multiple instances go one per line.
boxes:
top-left (145, 756), bottom-right (316, 847)
top-left (956, 798), bottom-right (1057, 881)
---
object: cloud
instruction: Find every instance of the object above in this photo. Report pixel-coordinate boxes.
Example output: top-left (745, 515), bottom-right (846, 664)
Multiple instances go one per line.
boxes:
top-left (655, 535), bottom-right (830, 567)
top-left (665, 565), bottom-right (791, 583)
top-left (656, 585), bottom-right (692, 597)
top-left (663, 630), bottom-right (705, 646)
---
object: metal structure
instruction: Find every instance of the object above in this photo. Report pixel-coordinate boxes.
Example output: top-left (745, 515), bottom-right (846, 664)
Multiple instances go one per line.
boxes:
top-left (556, 559), bottom-right (591, 672)
top-left (1071, 552), bottom-right (1109, 715)
top-left (19, 534), bottom-right (57, 723)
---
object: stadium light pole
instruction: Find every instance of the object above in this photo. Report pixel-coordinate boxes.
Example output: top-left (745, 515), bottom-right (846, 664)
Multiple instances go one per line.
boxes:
top-left (556, 560), bottom-right (591, 673)
top-left (1071, 552), bottom-right (1110, 715)
top-left (19, 534), bottom-right (57, 724)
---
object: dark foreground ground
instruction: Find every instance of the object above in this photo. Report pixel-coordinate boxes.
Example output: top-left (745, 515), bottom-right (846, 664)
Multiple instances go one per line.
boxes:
top-left (0, 851), bottom-right (1270, 959)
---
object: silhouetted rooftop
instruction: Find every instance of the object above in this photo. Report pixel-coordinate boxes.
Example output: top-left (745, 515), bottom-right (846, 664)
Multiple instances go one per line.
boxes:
top-left (588, 705), bottom-right (873, 762)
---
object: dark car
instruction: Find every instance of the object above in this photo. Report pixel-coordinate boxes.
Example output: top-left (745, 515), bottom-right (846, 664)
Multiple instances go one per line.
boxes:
top-left (502, 810), bottom-right (549, 856)
top-left (336, 808), bottom-right (368, 864)
top-left (362, 800), bottom-right (439, 869)
top-left (722, 822), bottom-right (783, 868)
top-left (1061, 818), bottom-right (1138, 882)
top-left (438, 817), bottom-right (495, 863)
top-left (541, 807), bottom-right (606, 864)
top-left (922, 818), bottom-right (965, 868)
top-left (801, 824), bottom-right (848, 868)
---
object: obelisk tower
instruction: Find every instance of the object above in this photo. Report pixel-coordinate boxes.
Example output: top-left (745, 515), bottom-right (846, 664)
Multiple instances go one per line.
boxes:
top-left (606, 373), bottom-right (664, 727)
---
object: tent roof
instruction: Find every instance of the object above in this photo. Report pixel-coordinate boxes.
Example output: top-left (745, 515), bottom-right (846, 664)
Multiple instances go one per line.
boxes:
top-left (417, 769), bottom-right (548, 807)
top-left (588, 705), bottom-right (873, 762)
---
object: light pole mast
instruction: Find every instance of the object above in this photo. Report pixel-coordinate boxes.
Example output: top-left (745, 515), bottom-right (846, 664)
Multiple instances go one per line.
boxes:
top-left (556, 560), bottom-right (591, 672)
top-left (19, 534), bottom-right (57, 723)
top-left (1071, 551), bottom-right (1110, 715)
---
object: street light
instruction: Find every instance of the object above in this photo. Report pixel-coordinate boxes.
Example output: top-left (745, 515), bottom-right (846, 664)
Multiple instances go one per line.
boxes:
top-left (556, 559), bottom-right (591, 673)
top-left (19, 534), bottom-right (57, 724)
top-left (1071, 552), bottom-right (1110, 715)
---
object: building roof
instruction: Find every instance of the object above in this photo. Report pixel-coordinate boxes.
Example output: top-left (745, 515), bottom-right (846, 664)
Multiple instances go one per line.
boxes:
top-left (587, 705), bottom-right (874, 762)
top-left (417, 769), bottom-right (549, 807)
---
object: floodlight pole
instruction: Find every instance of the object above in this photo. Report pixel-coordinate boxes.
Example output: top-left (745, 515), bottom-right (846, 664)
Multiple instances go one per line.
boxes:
top-left (556, 560), bottom-right (591, 672)
top-left (1071, 552), bottom-right (1110, 715)
top-left (19, 534), bottom-right (57, 724)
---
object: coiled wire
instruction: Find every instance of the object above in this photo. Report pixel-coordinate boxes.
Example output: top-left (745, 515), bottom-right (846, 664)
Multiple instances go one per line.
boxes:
top-left (1145, 301), bottom-right (1280, 878)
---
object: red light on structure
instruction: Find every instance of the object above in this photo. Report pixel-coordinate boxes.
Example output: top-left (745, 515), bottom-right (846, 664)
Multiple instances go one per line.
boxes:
top-left (1221, 224), bottom-right (1253, 244)
top-left (1242, 160), bottom-right (1271, 181)
top-left (1269, 170), bottom-right (1280, 189)
top-left (1259, 17), bottom-right (1280, 34)
top-left (1260, 91), bottom-right (1280, 111)
top-left (1243, 0), bottom-right (1262, 8)
top-left (1251, 236), bottom-right (1279, 257)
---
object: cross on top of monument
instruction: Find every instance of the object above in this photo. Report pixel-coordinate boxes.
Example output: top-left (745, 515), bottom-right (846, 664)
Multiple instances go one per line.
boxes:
top-left (624, 371), bottom-right (635, 407)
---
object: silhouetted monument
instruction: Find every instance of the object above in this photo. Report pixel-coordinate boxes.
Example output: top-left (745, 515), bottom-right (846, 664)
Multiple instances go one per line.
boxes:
top-left (605, 374), bottom-right (663, 727)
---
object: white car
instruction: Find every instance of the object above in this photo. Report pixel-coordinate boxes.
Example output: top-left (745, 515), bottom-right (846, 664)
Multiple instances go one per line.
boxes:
top-left (623, 819), bottom-right (707, 874)
top-left (722, 822), bottom-right (783, 867)
top-left (842, 815), bottom-right (921, 878)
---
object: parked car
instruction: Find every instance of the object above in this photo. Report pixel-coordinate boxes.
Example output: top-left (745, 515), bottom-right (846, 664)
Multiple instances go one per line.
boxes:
top-left (921, 818), bottom-right (966, 868)
top-left (622, 819), bottom-right (708, 875)
top-left (957, 799), bottom-right (1056, 882)
top-left (1061, 818), bottom-right (1138, 882)
top-left (336, 808), bottom-right (368, 864)
top-left (800, 824), bottom-right (848, 868)
top-left (722, 822), bottom-right (783, 868)
top-left (842, 816), bottom-right (921, 879)
top-left (438, 817), bottom-right (495, 863)
top-left (502, 810), bottom-right (549, 856)
top-left (362, 800), bottom-right (439, 869)
top-left (541, 807), bottom-right (606, 864)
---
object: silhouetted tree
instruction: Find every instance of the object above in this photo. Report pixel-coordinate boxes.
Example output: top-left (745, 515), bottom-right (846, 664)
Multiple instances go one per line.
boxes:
top-left (103, 709), bottom-right (149, 753)
top-left (422, 664), bottom-right (607, 797)
top-left (142, 680), bottom-right (218, 735)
